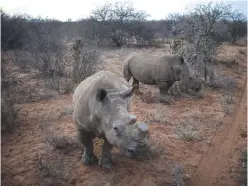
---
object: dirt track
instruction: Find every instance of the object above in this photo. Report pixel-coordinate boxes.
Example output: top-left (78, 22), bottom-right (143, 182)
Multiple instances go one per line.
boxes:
top-left (191, 81), bottom-right (247, 186)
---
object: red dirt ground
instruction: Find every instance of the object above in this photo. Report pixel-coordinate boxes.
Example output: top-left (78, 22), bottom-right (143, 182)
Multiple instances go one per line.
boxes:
top-left (1, 44), bottom-right (247, 186)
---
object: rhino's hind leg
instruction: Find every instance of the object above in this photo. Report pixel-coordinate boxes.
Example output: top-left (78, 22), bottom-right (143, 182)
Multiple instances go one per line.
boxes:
top-left (133, 78), bottom-right (142, 95)
top-left (99, 139), bottom-right (113, 168)
top-left (77, 130), bottom-right (97, 165)
top-left (158, 81), bottom-right (174, 104)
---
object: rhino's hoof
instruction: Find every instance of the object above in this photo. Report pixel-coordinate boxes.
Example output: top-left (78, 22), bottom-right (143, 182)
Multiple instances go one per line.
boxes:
top-left (194, 91), bottom-right (204, 99)
top-left (82, 153), bottom-right (97, 165)
top-left (159, 97), bottom-right (172, 104)
top-left (99, 155), bottom-right (113, 168)
top-left (135, 90), bottom-right (143, 95)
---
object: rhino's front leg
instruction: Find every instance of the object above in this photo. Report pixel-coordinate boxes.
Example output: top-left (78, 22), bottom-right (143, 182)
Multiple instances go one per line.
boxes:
top-left (78, 130), bottom-right (97, 165)
top-left (158, 81), bottom-right (174, 104)
top-left (99, 139), bottom-right (113, 168)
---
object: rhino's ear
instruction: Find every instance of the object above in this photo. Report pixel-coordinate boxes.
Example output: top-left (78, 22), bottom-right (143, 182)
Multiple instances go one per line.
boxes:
top-left (96, 88), bottom-right (108, 102)
top-left (120, 85), bottom-right (137, 99)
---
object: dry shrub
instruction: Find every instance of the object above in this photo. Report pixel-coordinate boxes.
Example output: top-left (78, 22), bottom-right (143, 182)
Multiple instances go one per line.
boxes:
top-left (168, 82), bottom-right (188, 98)
top-left (215, 58), bottom-right (238, 68)
top-left (1, 55), bottom-right (20, 133)
top-left (45, 133), bottom-right (78, 150)
top-left (139, 87), bottom-right (157, 103)
top-left (238, 150), bottom-right (247, 186)
top-left (71, 39), bottom-right (101, 83)
top-left (45, 76), bottom-right (74, 94)
top-left (166, 2), bottom-right (244, 90)
top-left (207, 68), bottom-right (237, 90)
top-left (9, 18), bottom-right (101, 94)
top-left (221, 93), bottom-right (235, 115)
top-left (222, 104), bottom-right (232, 115)
top-left (168, 81), bottom-right (203, 99)
top-left (238, 49), bottom-right (246, 55)
top-left (148, 109), bottom-right (168, 123)
top-left (174, 119), bottom-right (201, 141)
top-left (1, 96), bottom-right (19, 132)
top-left (172, 162), bottom-right (185, 186)
top-left (223, 93), bottom-right (236, 104)
top-left (37, 153), bottom-right (72, 186)
top-left (13, 50), bottom-right (32, 70)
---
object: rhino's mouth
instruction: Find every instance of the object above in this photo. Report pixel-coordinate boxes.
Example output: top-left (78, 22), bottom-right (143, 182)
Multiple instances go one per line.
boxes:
top-left (125, 142), bottom-right (149, 159)
top-left (125, 147), bottom-right (137, 158)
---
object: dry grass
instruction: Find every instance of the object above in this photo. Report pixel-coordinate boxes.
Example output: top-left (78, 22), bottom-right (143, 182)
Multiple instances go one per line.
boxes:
top-left (174, 119), bottom-right (201, 142)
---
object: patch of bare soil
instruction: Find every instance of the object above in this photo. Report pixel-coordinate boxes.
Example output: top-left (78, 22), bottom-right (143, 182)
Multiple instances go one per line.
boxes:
top-left (1, 44), bottom-right (247, 186)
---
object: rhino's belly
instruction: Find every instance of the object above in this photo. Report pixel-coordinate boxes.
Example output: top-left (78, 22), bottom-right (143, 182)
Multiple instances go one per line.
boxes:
top-left (139, 78), bottom-right (157, 85)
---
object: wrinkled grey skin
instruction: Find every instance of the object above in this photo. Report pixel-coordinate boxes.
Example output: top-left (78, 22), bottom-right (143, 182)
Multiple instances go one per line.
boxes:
top-left (73, 70), bottom-right (149, 168)
top-left (123, 52), bottom-right (204, 103)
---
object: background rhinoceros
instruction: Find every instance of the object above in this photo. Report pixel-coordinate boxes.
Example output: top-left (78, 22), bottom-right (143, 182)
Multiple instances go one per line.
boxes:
top-left (122, 52), bottom-right (204, 103)
top-left (73, 70), bottom-right (149, 168)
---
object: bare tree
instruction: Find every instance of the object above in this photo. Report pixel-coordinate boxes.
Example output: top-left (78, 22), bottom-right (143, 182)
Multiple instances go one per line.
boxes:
top-left (90, 0), bottom-right (149, 47)
top-left (167, 2), bottom-right (232, 83)
top-left (1, 9), bottom-right (30, 51)
top-left (17, 18), bottom-right (68, 78)
top-left (70, 39), bottom-right (101, 83)
top-left (227, 10), bottom-right (246, 44)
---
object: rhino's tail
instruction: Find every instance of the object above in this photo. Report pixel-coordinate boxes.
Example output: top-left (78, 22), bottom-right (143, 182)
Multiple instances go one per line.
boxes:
top-left (122, 58), bottom-right (132, 82)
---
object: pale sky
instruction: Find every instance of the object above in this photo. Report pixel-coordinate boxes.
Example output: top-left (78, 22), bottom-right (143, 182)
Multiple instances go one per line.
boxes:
top-left (1, 0), bottom-right (247, 21)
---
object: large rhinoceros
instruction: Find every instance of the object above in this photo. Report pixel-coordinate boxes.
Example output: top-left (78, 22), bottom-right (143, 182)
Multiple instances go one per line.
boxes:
top-left (122, 52), bottom-right (203, 103)
top-left (73, 70), bottom-right (149, 168)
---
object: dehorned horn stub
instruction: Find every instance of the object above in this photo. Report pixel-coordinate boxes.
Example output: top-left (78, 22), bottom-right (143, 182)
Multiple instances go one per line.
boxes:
top-left (137, 122), bottom-right (148, 133)
top-left (120, 85), bottom-right (138, 98)
top-left (129, 114), bottom-right (137, 125)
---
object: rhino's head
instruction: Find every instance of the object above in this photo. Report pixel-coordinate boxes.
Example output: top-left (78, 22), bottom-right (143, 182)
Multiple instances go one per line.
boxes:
top-left (95, 85), bottom-right (149, 158)
top-left (122, 121), bottom-right (149, 158)
top-left (179, 60), bottom-right (204, 92)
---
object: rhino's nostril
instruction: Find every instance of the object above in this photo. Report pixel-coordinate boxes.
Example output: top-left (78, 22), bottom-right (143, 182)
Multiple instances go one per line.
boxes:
top-left (128, 148), bottom-right (134, 154)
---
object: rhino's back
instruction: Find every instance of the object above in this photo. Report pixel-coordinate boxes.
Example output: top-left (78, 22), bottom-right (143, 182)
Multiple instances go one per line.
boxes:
top-left (73, 70), bottom-right (129, 106)
top-left (127, 53), bottom-right (177, 84)
top-left (152, 54), bottom-right (181, 82)
top-left (72, 70), bottom-right (131, 129)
